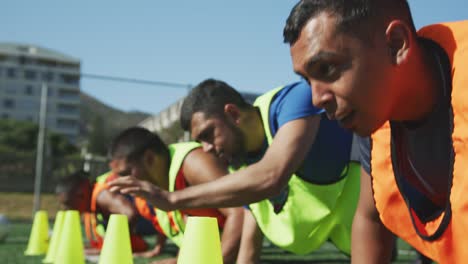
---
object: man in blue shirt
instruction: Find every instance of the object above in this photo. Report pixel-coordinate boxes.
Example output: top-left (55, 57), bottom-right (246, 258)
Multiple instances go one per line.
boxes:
top-left (109, 78), bottom-right (360, 263)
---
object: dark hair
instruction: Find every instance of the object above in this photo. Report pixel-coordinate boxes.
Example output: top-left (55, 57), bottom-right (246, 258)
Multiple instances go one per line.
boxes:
top-left (283, 0), bottom-right (416, 45)
top-left (180, 79), bottom-right (252, 131)
top-left (55, 169), bottom-right (91, 194)
top-left (109, 127), bottom-right (169, 162)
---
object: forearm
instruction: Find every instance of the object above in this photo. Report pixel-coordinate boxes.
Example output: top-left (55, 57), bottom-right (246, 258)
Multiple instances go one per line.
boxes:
top-left (220, 209), bottom-right (243, 264)
top-left (236, 209), bottom-right (263, 264)
top-left (98, 190), bottom-right (138, 225)
top-left (118, 207), bottom-right (138, 226)
top-left (109, 202), bottom-right (138, 228)
top-left (351, 213), bottom-right (395, 264)
top-left (150, 233), bottom-right (166, 255)
top-left (168, 163), bottom-right (284, 210)
top-left (156, 232), bottom-right (167, 248)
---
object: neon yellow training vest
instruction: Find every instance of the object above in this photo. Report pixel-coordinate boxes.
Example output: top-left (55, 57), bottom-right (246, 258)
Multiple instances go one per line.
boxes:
top-left (155, 142), bottom-right (201, 247)
top-left (249, 86), bottom-right (360, 254)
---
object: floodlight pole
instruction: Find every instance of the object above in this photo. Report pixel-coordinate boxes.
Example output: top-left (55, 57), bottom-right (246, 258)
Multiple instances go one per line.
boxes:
top-left (32, 83), bottom-right (48, 216)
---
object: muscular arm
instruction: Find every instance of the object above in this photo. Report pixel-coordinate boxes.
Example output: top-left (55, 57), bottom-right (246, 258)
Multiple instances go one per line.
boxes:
top-left (236, 209), bottom-right (264, 264)
top-left (109, 116), bottom-right (319, 210)
top-left (96, 189), bottom-right (138, 225)
top-left (170, 115), bottom-right (320, 209)
top-left (351, 168), bottom-right (395, 264)
top-left (182, 148), bottom-right (244, 264)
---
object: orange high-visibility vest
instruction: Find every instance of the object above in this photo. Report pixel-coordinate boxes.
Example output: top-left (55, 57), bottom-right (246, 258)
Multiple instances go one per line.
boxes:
top-left (87, 172), bottom-right (148, 252)
top-left (371, 20), bottom-right (468, 263)
top-left (84, 172), bottom-right (116, 249)
top-left (134, 196), bottom-right (165, 234)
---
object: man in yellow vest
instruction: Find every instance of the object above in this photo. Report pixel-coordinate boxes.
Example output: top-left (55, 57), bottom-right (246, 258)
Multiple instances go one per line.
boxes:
top-left (110, 79), bottom-right (361, 263)
top-left (108, 127), bottom-right (243, 264)
top-left (283, 0), bottom-right (467, 263)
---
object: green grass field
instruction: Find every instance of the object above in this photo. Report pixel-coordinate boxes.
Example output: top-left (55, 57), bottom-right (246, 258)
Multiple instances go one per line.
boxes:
top-left (0, 193), bottom-right (421, 263)
top-left (0, 221), bottom-right (420, 264)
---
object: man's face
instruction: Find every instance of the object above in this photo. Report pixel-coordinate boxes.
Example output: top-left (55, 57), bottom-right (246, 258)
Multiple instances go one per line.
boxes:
top-left (57, 184), bottom-right (89, 212)
top-left (290, 12), bottom-right (396, 136)
top-left (114, 157), bottom-right (151, 182)
top-left (190, 111), bottom-right (246, 168)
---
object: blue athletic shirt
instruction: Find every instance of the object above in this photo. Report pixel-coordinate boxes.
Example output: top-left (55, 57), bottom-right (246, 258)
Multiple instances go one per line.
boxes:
top-left (245, 80), bottom-right (353, 212)
top-left (257, 79), bottom-right (353, 184)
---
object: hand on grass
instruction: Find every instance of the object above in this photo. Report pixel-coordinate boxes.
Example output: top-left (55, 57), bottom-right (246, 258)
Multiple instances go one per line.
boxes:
top-left (84, 247), bottom-right (101, 256)
top-left (133, 245), bottom-right (163, 258)
top-left (149, 257), bottom-right (177, 264)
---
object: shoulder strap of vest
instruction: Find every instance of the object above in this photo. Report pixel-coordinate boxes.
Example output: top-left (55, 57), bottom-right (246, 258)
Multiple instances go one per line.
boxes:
top-left (253, 86), bottom-right (284, 144)
top-left (90, 170), bottom-right (113, 235)
top-left (155, 208), bottom-right (185, 246)
top-left (91, 171), bottom-right (112, 212)
top-left (155, 142), bottom-right (200, 245)
top-left (83, 212), bottom-right (104, 247)
top-left (168, 142), bottom-right (201, 192)
top-left (95, 171), bottom-right (112, 183)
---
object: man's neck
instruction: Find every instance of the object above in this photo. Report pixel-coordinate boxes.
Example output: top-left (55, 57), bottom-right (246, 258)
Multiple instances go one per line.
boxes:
top-left (391, 39), bottom-right (441, 123)
top-left (243, 108), bottom-right (266, 154)
top-left (151, 158), bottom-right (170, 191)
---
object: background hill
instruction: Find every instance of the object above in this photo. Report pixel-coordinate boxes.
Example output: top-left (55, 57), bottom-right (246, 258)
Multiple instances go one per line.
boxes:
top-left (79, 91), bottom-right (151, 155)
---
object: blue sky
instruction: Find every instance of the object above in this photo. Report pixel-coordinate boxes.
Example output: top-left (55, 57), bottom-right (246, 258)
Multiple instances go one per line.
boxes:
top-left (2, 0), bottom-right (467, 114)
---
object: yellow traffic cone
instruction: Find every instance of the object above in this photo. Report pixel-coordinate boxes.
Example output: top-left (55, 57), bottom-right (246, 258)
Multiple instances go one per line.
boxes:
top-left (177, 216), bottom-right (222, 264)
top-left (98, 214), bottom-right (133, 264)
top-left (54, 210), bottom-right (84, 264)
top-left (24, 210), bottom-right (49, 256)
top-left (43, 211), bottom-right (65, 263)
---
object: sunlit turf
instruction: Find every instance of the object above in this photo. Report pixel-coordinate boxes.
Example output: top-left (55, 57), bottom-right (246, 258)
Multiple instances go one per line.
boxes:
top-left (0, 221), bottom-right (420, 264)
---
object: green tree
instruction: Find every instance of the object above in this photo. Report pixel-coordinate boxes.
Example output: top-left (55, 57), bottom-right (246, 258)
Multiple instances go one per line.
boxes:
top-left (0, 119), bottom-right (37, 152)
top-left (0, 119), bottom-right (78, 156)
top-left (87, 115), bottom-right (109, 156)
top-left (49, 133), bottom-right (78, 157)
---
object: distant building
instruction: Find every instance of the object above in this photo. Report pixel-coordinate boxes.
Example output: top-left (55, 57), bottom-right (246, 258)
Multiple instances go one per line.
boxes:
top-left (139, 91), bottom-right (259, 139)
top-left (0, 43), bottom-right (81, 143)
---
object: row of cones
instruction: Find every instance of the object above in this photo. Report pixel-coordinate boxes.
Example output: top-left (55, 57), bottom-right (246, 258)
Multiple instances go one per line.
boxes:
top-left (25, 210), bottom-right (134, 264)
top-left (25, 210), bottom-right (223, 264)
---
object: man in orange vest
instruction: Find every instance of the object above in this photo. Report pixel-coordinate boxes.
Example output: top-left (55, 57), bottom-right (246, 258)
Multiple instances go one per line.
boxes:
top-left (283, 0), bottom-right (467, 263)
top-left (56, 169), bottom-right (166, 257)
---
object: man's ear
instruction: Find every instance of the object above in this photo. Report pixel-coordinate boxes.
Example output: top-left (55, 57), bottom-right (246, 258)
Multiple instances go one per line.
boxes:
top-left (224, 104), bottom-right (241, 124)
top-left (385, 20), bottom-right (413, 65)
